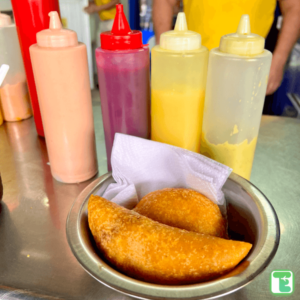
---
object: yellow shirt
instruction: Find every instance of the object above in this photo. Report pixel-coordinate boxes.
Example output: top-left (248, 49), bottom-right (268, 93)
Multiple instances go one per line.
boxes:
top-left (95, 0), bottom-right (116, 21)
top-left (183, 0), bottom-right (276, 50)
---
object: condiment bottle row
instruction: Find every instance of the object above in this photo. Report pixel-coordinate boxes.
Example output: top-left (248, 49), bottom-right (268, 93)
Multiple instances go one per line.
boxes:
top-left (0, 4), bottom-right (272, 183)
top-left (97, 9), bottom-right (271, 180)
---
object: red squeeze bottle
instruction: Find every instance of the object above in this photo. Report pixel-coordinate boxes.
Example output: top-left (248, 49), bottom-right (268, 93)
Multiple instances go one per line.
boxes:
top-left (10, 0), bottom-right (60, 137)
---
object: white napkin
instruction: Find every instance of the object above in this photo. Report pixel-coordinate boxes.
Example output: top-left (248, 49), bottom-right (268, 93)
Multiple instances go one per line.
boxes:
top-left (101, 133), bottom-right (232, 209)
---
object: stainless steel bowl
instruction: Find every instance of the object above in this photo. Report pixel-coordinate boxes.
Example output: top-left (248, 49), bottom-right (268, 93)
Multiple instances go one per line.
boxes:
top-left (66, 172), bottom-right (280, 300)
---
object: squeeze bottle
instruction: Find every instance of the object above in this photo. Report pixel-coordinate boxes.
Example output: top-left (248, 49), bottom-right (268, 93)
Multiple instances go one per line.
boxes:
top-left (11, 0), bottom-right (60, 136)
top-left (30, 12), bottom-right (98, 183)
top-left (200, 15), bottom-right (272, 180)
top-left (96, 4), bottom-right (150, 171)
top-left (0, 12), bottom-right (32, 123)
top-left (151, 13), bottom-right (208, 153)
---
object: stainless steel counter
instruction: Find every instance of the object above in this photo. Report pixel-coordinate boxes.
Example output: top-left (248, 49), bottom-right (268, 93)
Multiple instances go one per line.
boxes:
top-left (0, 100), bottom-right (299, 299)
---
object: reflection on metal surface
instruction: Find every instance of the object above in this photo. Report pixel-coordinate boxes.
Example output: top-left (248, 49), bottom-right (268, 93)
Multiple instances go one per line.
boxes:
top-left (218, 260), bottom-right (251, 279)
top-left (4, 120), bottom-right (47, 204)
top-left (66, 173), bottom-right (280, 300)
top-left (279, 222), bottom-right (285, 234)
top-left (0, 117), bottom-right (104, 299)
top-left (0, 115), bottom-right (299, 300)
top-left (20, 250), bottom-right (51, 261)
top-left (0, 287), bottom-right (61, 299)
top-left (42, 197), bottom-right (49, 207)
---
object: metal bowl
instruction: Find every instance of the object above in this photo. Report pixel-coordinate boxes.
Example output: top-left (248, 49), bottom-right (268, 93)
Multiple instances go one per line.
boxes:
top-left (66, 172), bottom-right (280, 300)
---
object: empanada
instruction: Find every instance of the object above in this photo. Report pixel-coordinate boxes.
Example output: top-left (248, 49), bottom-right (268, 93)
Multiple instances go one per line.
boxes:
top-left (134, 188), bottom-right (226, 238)
top-left (88, 195), bottom-right (252, 285)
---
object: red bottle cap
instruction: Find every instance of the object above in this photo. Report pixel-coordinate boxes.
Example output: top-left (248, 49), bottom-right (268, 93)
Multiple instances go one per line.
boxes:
top-left (100, 4), bottom-right (143, 50)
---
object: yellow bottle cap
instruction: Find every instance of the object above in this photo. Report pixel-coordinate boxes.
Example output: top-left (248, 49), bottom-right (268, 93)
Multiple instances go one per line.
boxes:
top-left (219, 15), bottom-right (264, 56)
top-left (160, 12), bottom-right (201, 51)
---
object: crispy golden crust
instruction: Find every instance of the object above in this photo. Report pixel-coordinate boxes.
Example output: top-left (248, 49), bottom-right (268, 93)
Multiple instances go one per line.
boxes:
top-left (134, 188), bottom-right (226, 238)
top-left (88, 195), bottom-right (252, 285)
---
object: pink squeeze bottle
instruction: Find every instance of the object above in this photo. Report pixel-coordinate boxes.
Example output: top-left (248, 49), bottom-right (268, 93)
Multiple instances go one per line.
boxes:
top-left (96, 4), bottom-right (150, 171)
top-left (30, 12), bottom-right (98, 183)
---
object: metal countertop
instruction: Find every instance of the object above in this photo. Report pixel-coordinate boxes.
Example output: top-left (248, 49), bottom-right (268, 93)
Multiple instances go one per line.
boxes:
top-left (0, 107), bottom-right (299, 299)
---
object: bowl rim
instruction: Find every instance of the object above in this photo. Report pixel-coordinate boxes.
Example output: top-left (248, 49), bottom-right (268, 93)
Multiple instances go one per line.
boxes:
top-left (66, 172), bottom-right (280, 300)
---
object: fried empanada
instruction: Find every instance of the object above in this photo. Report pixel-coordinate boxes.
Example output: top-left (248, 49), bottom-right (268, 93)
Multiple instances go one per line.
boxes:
top-left (134, 188), bottom-right (226, 238)
top-left (88, 195), bottom-right (252, 285)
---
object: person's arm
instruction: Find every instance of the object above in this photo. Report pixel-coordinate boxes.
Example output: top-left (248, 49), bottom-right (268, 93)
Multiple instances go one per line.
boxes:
top-left (153, 0), bottom-right (177, 44)
top-left (84, 0), bottom-right (119, 15)
top-left (266, 0), bottom-right (300, 95)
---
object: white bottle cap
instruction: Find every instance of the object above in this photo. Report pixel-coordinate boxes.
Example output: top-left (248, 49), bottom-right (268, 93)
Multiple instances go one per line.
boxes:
top-left (160, 13), bottom-right (201, 51)
top-left (219, 15), bottom-right (265, 56)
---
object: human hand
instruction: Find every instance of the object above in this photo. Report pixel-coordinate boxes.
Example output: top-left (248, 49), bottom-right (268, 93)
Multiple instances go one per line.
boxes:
top-left (84, 3), bottom-right (99, 14)
top-left (266, 55), bottom-right (285, 95)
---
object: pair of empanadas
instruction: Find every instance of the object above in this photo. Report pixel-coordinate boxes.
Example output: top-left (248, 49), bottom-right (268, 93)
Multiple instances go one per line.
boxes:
top-left (88, 188), bottom-right (252, 285)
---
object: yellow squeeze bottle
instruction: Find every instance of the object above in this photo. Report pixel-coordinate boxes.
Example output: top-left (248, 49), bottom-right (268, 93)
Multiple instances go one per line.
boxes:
top-left (200, 15), bottom-right (272, 180)
top-left (151, 13), bottom-right (208, 152)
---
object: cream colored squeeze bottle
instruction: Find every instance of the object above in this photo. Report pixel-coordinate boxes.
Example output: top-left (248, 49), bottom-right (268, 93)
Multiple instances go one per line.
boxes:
top-left (0, 12), bottom-right (32, 123)
top-left (151, 13), bottom-right (208, 153)
top-left (30, 12), bottom-right (97, 183)
top-left (200, 15), bottom-right (272, 180)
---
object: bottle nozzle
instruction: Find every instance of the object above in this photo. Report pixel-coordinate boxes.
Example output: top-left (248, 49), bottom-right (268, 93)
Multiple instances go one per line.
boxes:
top-left (37, 11), bottom-right (78, 47)
top-left (219, 14), bottom-right (264, 55)
top-left (236, 14), bottom-right (251, 35)
top-left (100, 3), bottom-right (143, 50)
top-left (160, 12), bottom-right (201, 51)
top-left (49, 11), bottom-right (62, 30)
top-left (111, 4), bottom-right (131, 35)
top-left (174, 12), bottom-right (188, 31)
